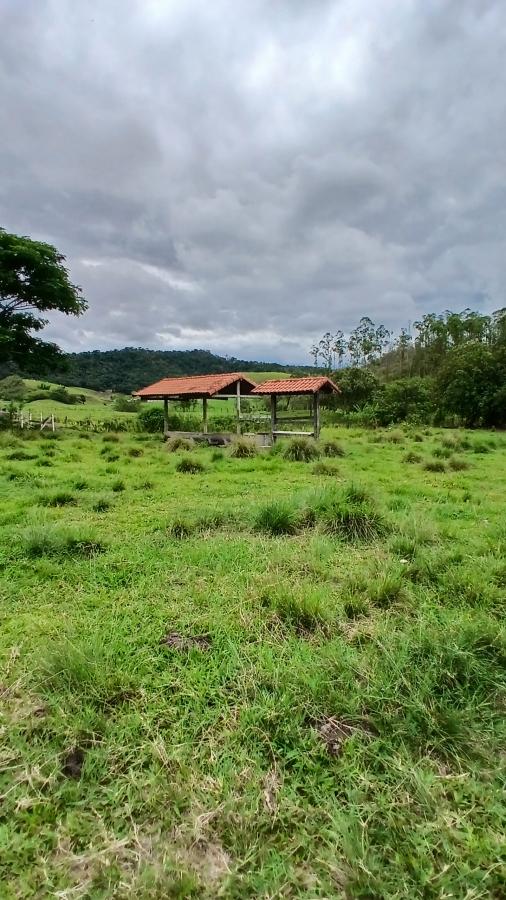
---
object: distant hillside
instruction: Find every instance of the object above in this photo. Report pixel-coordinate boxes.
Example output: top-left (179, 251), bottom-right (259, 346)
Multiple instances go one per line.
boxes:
top-left (42, 348), bottom-right (312, 394)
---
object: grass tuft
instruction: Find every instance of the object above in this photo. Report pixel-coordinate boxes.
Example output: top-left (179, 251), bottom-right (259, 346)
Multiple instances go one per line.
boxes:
top-left (175, 457), bottom-right (205, 474)
top-left (230, 438), bottom-right (257, 458)
top-left (283, 437), bottom-right (320, 462)
top-left (322, 439), bottom-right (345, 458)
top-left (424, 459), bottom-right (447, 472)
top-left (22, 523), bottom-right (104, 558)
top-left (312, 461), bottom-right (340, 476)
top-left (167, 437), bottom-right (193, 452)
top-left (254, 500), bottom-right (299, 535)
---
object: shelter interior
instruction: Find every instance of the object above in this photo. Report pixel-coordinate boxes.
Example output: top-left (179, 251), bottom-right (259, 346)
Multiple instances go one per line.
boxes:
top-left (133, 373), bottom-right (340, 443)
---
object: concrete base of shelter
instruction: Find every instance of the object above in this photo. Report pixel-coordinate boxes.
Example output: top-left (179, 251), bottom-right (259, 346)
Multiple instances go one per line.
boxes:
top-left (164, 430), bottom-right (273, 448)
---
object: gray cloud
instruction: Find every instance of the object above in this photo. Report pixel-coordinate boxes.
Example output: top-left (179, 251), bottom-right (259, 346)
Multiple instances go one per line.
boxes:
top-left (1, 0), bottom-right (505, 363)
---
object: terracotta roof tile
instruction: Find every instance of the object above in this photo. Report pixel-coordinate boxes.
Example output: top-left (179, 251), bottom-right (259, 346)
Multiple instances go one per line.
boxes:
top-left (133, 372), bottom-right (257, 399)
top-left (251, 376), bottom-right (340, 395)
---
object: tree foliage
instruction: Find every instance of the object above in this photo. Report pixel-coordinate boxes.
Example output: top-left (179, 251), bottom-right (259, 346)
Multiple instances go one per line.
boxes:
top-left (0, 228), bottom-right (86, 371)
top-left (313, 307), bottom-right (506, 426)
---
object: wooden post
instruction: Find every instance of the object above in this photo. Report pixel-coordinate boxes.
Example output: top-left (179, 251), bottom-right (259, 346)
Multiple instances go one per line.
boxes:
top-left (202, 397), bottom-right (208, 434)
top-left (270, 394), bottom-right (277, 443)
top-left (236, 381), bottom-right (241, 435)
top-left (51, 413), bottom-right (55, 432)
top-left (313, 392), bottom-right (320, 439)
top-left (163, 397), bottom-right (169, 434)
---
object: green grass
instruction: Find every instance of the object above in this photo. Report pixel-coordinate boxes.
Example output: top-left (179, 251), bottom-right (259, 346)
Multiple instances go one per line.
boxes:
top-left (0, 425), bottom-right (505, 897)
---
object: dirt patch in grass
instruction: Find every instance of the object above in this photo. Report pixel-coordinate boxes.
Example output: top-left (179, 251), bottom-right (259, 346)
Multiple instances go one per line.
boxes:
top-left (62, 746), bottom-right (85, 779)
top-left (160, 631), bottom-right (212, 651)
top-left (312, 715), bottom-right (372, 757)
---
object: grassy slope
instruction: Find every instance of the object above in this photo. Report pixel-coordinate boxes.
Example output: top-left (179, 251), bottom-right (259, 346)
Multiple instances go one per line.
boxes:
top-left (0, 427), bottom-right (505, 897)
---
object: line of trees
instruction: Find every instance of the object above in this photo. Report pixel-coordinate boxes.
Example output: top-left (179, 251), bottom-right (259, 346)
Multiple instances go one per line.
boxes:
top-left (312, 308), bottom-right (506, 427)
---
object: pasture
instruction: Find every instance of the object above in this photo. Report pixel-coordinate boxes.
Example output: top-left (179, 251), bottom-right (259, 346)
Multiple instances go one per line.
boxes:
top-left (0, 425), bottom-right (505, 898)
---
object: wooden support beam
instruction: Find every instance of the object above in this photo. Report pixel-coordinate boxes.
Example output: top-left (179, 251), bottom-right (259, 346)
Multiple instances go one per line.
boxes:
top-left (313, 391), bottom-right (321, 440)
top-left (202, 397), bottom-right (208, 434)
top-left (163, 397), bottom-right (169, 434)
top-left (236, 381), bottom-right (241, 435)
top-left (270, 394), bottom-right (277, 443)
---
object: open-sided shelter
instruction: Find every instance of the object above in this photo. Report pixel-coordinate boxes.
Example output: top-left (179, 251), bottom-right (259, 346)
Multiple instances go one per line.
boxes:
top-left (251, 376), bottom-right (340, 441)
top-left (133, 372), bottom-right (257, 435)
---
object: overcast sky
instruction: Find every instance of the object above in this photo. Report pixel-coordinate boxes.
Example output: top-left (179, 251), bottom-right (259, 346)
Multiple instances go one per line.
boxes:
top-left (1, 1), bottom-right (505, 363)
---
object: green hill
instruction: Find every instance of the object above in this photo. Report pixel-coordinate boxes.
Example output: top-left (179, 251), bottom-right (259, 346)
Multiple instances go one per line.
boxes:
top-left (39, 348), bottom-right (311, 394)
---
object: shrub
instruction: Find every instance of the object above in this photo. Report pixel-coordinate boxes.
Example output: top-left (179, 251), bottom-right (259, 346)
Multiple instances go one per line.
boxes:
top-left (283, 437), bottom-right (320, 462)
top-left (166, 437), bottom-right (193, 452)
top-left (321, 440), bottom-right (345, 458)
top-left (424, 460), bottom-right (447, 472)
top-left (254, 500), bottom-right (299, 535)
top-left (138, 406), bottom-right (165, 433)
top-left (230, 439), bottom-right (257, 458)
top-left (175, 457), bottom-right (205, 474)
top-left (312, 461), bottom-right (340, 476)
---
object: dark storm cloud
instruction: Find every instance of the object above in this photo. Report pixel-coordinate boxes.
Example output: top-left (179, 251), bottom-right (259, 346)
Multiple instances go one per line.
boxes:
top-left (1, 0), bottom-right (505, 362)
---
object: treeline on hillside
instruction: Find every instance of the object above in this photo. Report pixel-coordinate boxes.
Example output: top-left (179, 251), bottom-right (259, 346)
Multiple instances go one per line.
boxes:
top-left (12, 348), bottom-right (309, 394)
top-left (315, 308), bottom-right (506, 427)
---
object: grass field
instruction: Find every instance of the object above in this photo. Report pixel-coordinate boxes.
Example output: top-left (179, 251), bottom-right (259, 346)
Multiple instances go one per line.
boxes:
top-left (0, 425), bottom-right (505, 897)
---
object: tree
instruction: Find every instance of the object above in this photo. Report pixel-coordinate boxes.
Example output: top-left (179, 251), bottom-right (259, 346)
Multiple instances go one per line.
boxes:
top-left (0, 228), bottom-right (86, 372)
top-left (336, 367), bottom-right (380, 410)
top-left (436, 344), bottom-right (504, 427)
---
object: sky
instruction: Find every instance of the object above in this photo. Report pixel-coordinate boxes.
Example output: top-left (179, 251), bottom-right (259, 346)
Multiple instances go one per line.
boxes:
top-left (1, 0), bottom-right (505, 364)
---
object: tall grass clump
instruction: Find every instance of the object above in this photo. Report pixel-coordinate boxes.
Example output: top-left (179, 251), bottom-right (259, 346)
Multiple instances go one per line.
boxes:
top-left (448, 456), bottom-right (470, 471)
top-left (322, 439), bottom-right (345, 458)
top-left (38, 636), bottom-right (127, 705)
top-left (403, 451), bottom-right (422, 464)
top-left (230, 438), bottom-right (257, 458)
top-left (167, 437), bottom-right (193, 452)
top-left (175, 457), bottom-right (205, 474)
top-left (21, 523), bottom-right (104, 558)
top-left (283, 437), bottom-right (320, 462)
top-left (311, 484), bottom-right (386, 542)
top-left (39, 491), bottom-right (77, 507)
top-left (254, 499), bottom-right (300, 535)
top-left (424, 459), bottom-right (447, 473)
top-left (312, 461), bottom-right (340, 477)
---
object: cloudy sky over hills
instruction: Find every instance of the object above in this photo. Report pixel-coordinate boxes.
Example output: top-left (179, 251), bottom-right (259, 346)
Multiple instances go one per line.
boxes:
top-left (1, 0), bottom-right (505, 363)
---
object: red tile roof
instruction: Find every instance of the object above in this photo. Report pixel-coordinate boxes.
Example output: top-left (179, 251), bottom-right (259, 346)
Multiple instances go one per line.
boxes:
top-left (133, 372), bottom-right (257, 399)
top-left (251, 376), bottom-right (340, 395)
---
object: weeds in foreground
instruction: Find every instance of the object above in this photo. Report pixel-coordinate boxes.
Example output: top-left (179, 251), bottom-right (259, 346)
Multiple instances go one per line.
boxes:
top-left (424, 460), bottom-right (447, 473)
